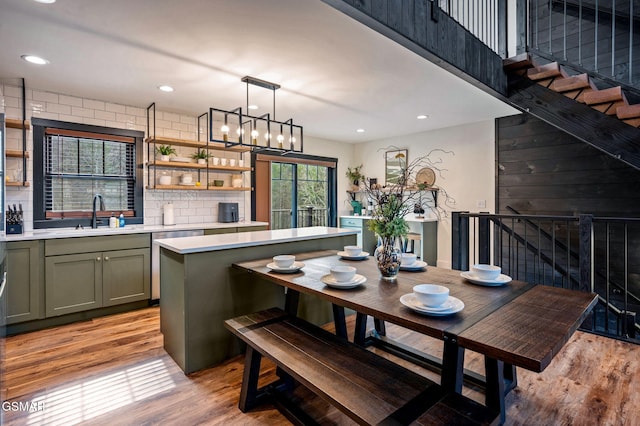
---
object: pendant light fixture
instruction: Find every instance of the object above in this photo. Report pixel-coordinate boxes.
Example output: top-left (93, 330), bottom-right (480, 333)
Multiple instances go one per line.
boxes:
top-left (209, 76), bottom-right (303, 153)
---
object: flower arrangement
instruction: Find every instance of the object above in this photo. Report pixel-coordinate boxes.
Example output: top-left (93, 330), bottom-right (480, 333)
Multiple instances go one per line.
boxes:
top-left (360, 147), bottom-right (455, 279)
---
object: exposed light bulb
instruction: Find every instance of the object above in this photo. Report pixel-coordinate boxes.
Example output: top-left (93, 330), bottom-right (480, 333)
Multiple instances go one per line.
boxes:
top-left (221, 124), bottom-right (229, 141)
top-left (290, 136), bottom-right (296, 145)
top-left (277, 134), bottom-right (284, 148)
top-left (251, 129), bottom-right (259, 145)
top-left (264, 132), bottom-right (271, 141)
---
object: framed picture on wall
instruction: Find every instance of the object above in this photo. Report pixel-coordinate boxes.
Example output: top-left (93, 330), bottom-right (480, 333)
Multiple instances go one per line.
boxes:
top-left (385, 149), bottom-right (407, 185)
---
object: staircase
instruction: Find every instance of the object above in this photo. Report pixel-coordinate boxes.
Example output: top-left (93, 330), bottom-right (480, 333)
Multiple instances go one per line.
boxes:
top-left (504, 52), bottom-right (640, 130)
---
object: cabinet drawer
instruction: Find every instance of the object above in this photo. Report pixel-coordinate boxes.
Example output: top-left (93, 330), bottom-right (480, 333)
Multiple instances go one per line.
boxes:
top-left (340, 218), bottom-right (363, 227)
top-left (45, 233), bottom-right (150, 256)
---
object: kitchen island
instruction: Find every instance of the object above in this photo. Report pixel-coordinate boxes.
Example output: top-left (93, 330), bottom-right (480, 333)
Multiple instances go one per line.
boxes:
top-left (156, 226), bottom-right (358, 373)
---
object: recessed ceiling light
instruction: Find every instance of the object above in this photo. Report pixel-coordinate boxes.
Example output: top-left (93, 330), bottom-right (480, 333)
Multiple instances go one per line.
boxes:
top-left (34, 0), bottom-right (56, 3)
top-left (248, 104), bottom-right (258, 110)
top-left (417, 114), bottom-right (429, 120)
top-left (356, 129), bottom-right (365, 133)
top-left (21, 55), bottom-right (49, 65)
top-left (158, 85), bottom-right (174, 92)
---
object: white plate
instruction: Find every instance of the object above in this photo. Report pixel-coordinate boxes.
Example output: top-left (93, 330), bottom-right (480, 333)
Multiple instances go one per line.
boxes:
top-left (178, 182), bottom-right (195, 186)
top-left (321, 274), bottom-right (366, 289)
top-left (400, 293), bottom-right (464, 316)
top-left (266, 261), bottom-right (305, 273)
top-left (460, 271), bottom-right (512, 287)
top-left (337, 251), bottom-right (370, 260)
top-left (400, 260), bottom-right (428, 271)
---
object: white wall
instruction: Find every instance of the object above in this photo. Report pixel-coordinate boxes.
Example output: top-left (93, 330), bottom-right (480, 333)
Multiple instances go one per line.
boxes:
top-left (0, 83), bottom-right (248, 230)
top-left (352, 120), bottom-right (497, 268)
top-left (303, 135), bottom-right (357, 218)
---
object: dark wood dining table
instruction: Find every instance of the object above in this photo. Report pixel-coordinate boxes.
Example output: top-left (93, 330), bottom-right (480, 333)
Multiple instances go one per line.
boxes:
top-left (233, 249), bottom-right (598, 423)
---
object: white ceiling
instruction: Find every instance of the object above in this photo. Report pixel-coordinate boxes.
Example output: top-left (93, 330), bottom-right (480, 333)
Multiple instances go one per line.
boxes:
top-left (0, 0), bottom-right (518, 143)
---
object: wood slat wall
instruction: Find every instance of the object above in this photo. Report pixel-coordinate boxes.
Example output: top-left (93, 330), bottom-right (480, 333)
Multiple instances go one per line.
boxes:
top-left (496, 113), bottom-right (640, 217)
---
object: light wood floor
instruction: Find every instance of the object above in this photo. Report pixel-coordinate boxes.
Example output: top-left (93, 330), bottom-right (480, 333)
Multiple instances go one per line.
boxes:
top-left (1, 307), bottom-right (639, 425)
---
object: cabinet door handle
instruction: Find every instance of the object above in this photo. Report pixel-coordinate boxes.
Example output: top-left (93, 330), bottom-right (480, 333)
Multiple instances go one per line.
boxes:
top-left (104, 257), bottom-right (109, 261)
top-left (96, 256), bottom-right (101, 261)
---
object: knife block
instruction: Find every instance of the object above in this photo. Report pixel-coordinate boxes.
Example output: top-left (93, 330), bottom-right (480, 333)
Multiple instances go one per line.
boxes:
top-left (7, 223), bottom-right (23, 234)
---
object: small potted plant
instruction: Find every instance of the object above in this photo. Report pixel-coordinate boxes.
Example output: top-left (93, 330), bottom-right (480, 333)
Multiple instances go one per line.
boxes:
top-left (156, 144), bottom-right (176, 162)
top-left (192, 148), bottom-right (210, 165)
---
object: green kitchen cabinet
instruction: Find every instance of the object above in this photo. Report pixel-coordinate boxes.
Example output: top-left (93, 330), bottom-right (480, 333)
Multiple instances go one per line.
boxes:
top-left (6, 241), bottom-right (44, 324)
top-left (102, 248), bottom-right (150, 306)
top-left (45, 234), bottom-right (151, 317)
top-left (45, 252), bottom-right (102, 317)
top-left (339, 217), bottom-right (378, 254)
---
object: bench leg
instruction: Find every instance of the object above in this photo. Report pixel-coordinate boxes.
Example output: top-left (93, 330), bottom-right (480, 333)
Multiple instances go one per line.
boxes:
top-left (354, 312), bottom-right (368, 346)
top-left (239, 346), bottom-right (263, 412)
top-left (332, 304), bottom-right (348, 339)
top-left (485, 357), bottom-right (506, 425)
top-left (441, 334), bottom-right (464, 393)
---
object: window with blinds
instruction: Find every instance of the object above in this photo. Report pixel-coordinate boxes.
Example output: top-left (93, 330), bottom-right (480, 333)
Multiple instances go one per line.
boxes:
top-left (32, 119), bottom-right (144, 229)
top-left (44, 129), bottom-right (135, 216)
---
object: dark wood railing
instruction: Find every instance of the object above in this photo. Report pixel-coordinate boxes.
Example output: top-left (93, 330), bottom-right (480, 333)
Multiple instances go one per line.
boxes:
top-left (452, 211), bottom-right (639, 342)
top-left (271, 207), bottom-right (328, 230)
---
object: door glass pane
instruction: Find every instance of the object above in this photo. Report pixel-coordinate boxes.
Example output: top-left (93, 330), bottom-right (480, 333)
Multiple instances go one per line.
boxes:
top-left (271, 163), bottom-right (293, 229)
top-left (297, 164), bottom-right (328, 227)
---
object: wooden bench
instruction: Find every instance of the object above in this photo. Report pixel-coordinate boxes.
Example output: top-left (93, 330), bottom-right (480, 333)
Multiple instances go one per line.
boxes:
top-left (225, 308), bottom-right (499, 425)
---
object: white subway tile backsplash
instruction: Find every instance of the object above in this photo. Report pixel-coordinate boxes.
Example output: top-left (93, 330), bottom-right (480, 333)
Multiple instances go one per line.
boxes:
top-left (94, 110), bottom-right (116, 121)
top-left (83, 99), bottom-right (105, 110)
top-left (59, 95), bottom-right (83, 107)
top-left (33, 90), bottom-right (59, 103)
top-left (125, 106), bottom-right (145, 117)
top-left (72, 106), bottom-right (95, 118)
top-left (105, 102), bottom-right (126, 114)
top-left (46, 102), bottom-right (72, 115)
top-left (4, 83), bottom-right (249, 231)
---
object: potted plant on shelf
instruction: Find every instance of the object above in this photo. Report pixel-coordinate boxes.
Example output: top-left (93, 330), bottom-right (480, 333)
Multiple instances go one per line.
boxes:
top-left (346, 164), bottom-right (364, 188)
top-left (192, 148), bottom-right (210, 165)
top-left (156, 144), bottom-right (176, 162)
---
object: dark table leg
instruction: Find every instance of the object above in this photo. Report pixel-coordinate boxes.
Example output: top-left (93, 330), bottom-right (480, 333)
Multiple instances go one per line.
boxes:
top-left (485, 357), bottom-right (506, 425)
top-left (373, 318), bottom-right (386, 336)
top-left (332, 304), bottom-right (348, 339)
top-left (354, 312), bottom-right (368, 346)
top-left (284, 288), bottom-right (300, 316)
top-left (441, 333), bottom-right (465, 393)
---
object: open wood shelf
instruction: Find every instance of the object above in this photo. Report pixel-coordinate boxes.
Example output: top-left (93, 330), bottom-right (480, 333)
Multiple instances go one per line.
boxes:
top-left (6, 181), bottom-right (30, 187)
top-left (5, 149), bottom-right (29, 158)
top-left (145, 136), bottom-right (251, 153)
top-left (148, 161), bottom-right (250, 172)
top-left (148, 184), bottom-right (251, 191)
top-left (5, 118), bottom-right (31, 130)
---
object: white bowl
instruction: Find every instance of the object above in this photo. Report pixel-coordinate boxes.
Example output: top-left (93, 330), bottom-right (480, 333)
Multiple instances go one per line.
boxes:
top-left (401, 253), bottom-right (417, 266)
top-left (343, 245), bottom-right (362, 257)
top-left (181, 174), bottom-right (193, 184)
top-left (471, 264), bottom-right (501, 281)
top-left (158, 175), bottom-right (171, 185)
top-left (273, 255), bottom-right (295, 268)
top-left (413, 284), bottom-right (449, 307)
top-left (330, 265), bottom-right (357, 282)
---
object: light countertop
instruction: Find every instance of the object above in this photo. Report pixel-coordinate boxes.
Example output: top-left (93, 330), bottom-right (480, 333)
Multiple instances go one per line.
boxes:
top-left (340, 215), bottom-right (438, 222)
top-left (155, 226), bottom-right (359, 254)
top-left (2, 221), bottom-right (269, 242)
